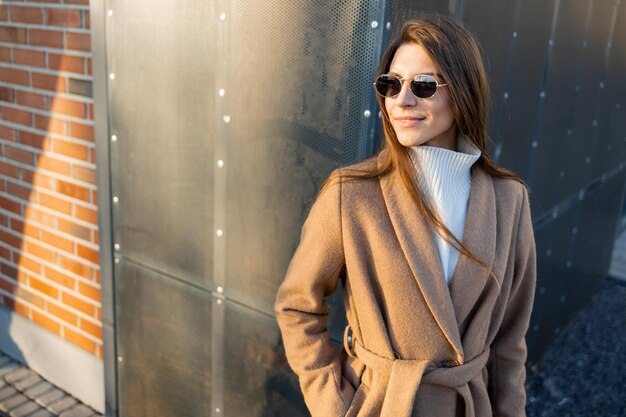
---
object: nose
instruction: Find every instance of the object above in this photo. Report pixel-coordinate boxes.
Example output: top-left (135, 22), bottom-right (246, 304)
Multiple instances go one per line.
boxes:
top-left (396, 78), bottom-right (417, 107)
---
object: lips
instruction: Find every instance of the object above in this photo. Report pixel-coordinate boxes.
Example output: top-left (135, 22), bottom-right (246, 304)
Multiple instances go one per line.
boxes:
top-left (394, 115), bottom-right (426, 127)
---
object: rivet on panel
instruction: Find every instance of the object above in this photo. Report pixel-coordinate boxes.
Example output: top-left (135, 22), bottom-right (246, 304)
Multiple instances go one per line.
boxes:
top-left (113, 196), bottom-right (119, 203)
top-left (585, 156), bottom-right (591, 164)
top-left (363, 110), bottom-right (371, 118)
top-left (533, 325), bottom-right (540, 331)
top-left (118, 356), bottom-right (123, 362)
top-left (552, 208), bottom-right (558, 219)
top-left (218, 89), bottom-right (225, 97)
top-left (540, 287), bottom-right (546, 294)
top-left (599, 81), bottom-right (605, 88)
top-left (560, 295), bottom-right (567, 303)
top-left (578, 190), bottom-right (585, 200)
top-left (566, 261), bottom-right (572, 268)
top-left (219, 13), bottom-right (227, 21)
top-left (531, 141), bottom-right (538, 148)
top-left (378, 111), bottom-right (382, 118)
top-left (572, 227), bottom-right (578, 235)
top-left (546, 249), bottom-right (552, 256)
top-left (111, 134), bottom-right (118, 142)
top-left (217, 286), bottom-right (224, 294)
top-left (512, 31), bottom-right (518, 38)
top-left (559, 170), bottom-right (565, 177)
top-left (566, 129), bottom-right (572, 136)
top-left (223, 115), bottom-right (231, 123)
top-left (575, 85), bottom-right (580, 93)
top-left (539, 91), bottom-right (546, 98)
top-left (592, 119), bottom-right (598, 127)
top-left (582, 40), bottom-right (587, 47)
top-left (548, 39), bottom-right (554, 46)
top-left (114, 243), bottom-right (120, 250)
top-left (503, 92), bottom-right (509, 99)
top-left (616, 103), bottom-right (621, 109)
top-left (216, 229), bottom-right (223, 237)
top-left (216, 408), bottom-right (222, 414)
top-left (371, 21), bottom-right (379, 29)
top-left (107, 9), bottom-right (113, 17)
top-left (608, 41), bottom-right (612, 49)
top-left (217, 160), bottom-right (224, 168)
top-left (109, 73), bottom-right (115, 80)
top-left (216, 299), bottom-right (222, 305)
top-left (114, 258), bottom-right (120, 264)
top-left (386, 22), bottom-right (391, 30)
top-left (607, 144), bottom-right (612, 151)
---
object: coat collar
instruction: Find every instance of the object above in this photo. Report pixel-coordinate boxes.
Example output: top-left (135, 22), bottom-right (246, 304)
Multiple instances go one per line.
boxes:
top-left (377, 152), bottom-right (496, 360)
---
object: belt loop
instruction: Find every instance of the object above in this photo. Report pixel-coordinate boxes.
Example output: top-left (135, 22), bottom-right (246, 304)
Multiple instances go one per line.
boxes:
top-left (343, 324), bottom-right (357, 358)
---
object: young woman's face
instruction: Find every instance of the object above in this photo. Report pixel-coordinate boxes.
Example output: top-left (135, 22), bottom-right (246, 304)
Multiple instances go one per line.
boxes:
top-left (385, 43), bottom-right (456, 150)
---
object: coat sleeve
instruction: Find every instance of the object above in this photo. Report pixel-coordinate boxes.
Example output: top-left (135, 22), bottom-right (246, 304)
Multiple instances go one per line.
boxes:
top-left (274, 174), bottom-right (353, 417)
top-left (489, 184), bottom-right (537, 417)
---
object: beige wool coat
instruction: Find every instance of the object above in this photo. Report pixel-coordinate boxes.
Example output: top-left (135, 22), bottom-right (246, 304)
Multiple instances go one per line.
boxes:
top-left (274, 152), bottom-right (537, 417)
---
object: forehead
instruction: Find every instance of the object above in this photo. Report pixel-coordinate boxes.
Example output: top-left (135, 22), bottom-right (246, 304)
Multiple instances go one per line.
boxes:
top-left (388, 43), bottom-right (438, 76)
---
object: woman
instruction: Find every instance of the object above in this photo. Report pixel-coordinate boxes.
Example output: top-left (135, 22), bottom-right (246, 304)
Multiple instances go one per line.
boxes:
top-left (274, 15), bottom-right (536, 417)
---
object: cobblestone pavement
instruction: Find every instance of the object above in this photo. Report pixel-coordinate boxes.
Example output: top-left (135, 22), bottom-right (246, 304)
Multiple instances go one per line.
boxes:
top-left (526, 278), bottom-right (626, 417)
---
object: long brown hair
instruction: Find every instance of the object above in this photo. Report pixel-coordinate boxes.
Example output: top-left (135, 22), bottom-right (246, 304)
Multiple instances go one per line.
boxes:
top-left (319, 15), bottom-right (526, 282)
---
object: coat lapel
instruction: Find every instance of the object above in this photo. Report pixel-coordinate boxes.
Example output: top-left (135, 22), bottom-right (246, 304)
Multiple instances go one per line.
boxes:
top-left (377, 153), bottom-right (496, 359)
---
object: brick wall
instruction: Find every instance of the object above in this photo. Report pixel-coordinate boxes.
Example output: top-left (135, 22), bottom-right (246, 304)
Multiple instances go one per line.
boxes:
top-left (0, 0), bottom-right (101, 358)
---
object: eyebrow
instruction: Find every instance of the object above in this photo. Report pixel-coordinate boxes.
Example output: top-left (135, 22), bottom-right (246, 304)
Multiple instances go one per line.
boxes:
top-left (388, 71), bottom-right (437, 76)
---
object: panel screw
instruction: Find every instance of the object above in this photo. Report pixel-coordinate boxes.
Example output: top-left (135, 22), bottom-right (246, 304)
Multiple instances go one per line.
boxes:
top-left (114, 243), bottom-right (120, 250)
top-left (223, 115), bottom-right (231, 123)
top-left (218, 89), bottom-right (225, 97)
top-left (219, 13), bottom-right (226, 21)
top-left (512, 31), bottom-right (518, 38)
top-left (386, 22), bottom-right (391, 30)
top-left (216, 229), bottom-right (223, 237)
top-left (111, 134), bottom-right (118, 142)
top-left (109, 73), bottom-right (115, 80)
top-left (371, 21), bottom-right (378, 29)
top-left (113, 196), bottom-right (119, 203)
top-left (503, 92), bottom-right (509, 99)
top-left (107, 9), bottom-right (113, 17)
top-left (363, 110), bottom-right (371, 118)
top-left (217, 160), bottom-right (224, 168)
top-left (217, 286), bottom-right (224, 294)
top-left (118, 356), bottom-right (123, 362)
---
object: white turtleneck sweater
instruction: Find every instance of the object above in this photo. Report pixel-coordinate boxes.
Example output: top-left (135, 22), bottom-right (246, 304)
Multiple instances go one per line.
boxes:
top-left (407, 134), bottom-right (481, 284)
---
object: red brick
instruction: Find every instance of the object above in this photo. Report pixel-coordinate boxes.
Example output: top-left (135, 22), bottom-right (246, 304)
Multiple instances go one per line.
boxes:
top-left (0, 27), bottom-right (27, 44)
top-left (15, 219), bottom-right (40, 240)
top-left (57, 217), bottom-right (90, 241)
top-left (65, 0), bottom-right (89, 4)
top-left (77, 243), bottom-right (98, 264)
top-left (28, 29), bottom-right (63, 49)
top-left (0, 46), bottom-right (10, 62)
top-left (36, 155), bottom-right (71, 176)
top-left (15, 285), bottom-right (45, 308)
top-left (0, 125), bottom-right (15, 140)
top-left (0, 196), bottom-right (21, 215)
top-left (41, 229), bottom-right (74, 254)
top-left (48, 53), bottom-right (84, 74)
top-left (19, 131), bottom-right (46, 149)
top-left (84, 10), bottom-right (90, 30)
top-left (0, 277), bottom-right (14, 293)
top-left (47, 300), bottom-right (77, 325)
top-left (0, 6), bottom-right (8, 22)
top-left (0, 161), bottom-right (18, 178)
top-left (34, 114), bottom-right (67, 134)
top-left (32, 309), bottom-right (61, 334)
top-left (79, 317), bottom-right (101, 339)
top-left (0, 245), bottom-right (10, 261)
top-left (45, 8), bottom-right (80, 27)
top-left (58, 255), bottom-right (91, 279)
top-left (10, 6), bottom-right (43, 24)
top-left (24, 206), bottom-right (56, 228)
top-left (38, 191), bottom-right (72, 215)
top-left (7, 181), bottom-right (30, 200)
top-left (69, 122), bottom-right (93, 141)
top-left (56, 179), bottom-right (89, 201)
top-left (0, 67), bottom-right (29, 86)
top-left (77, 280), bottom-right (99, 302)
top-left (52, 138), bottom-right (88, 159)
top-left (0, 261), bottom-right (18, 280)
top-left (25, 241), bottom-right (55, 263)
top-left (64, 326), bottom-right (95, 353)
top-left (18, 255), bottom-right (41, 274)
top-left (62, 291), bottom-right (95, 315)
top-left (16, 90), bottom-right (47, 110)
top-left (1, 106), bottom-right (32, 126)
top-left (32, 72), bottom-right (65, 93)
top-left (30, 275), bottom-right (58, 298)
top-left (0, 86), bottom-right (14, 102)
top-left (2, 296), bottom-right (31, 317)
top-left (13, 48), bottom-right (45, 67)
top-left (65, 32), bottom-right (90, 52)
top-left (72, 165), bottom-right (96, 184)
top-left (50, 97), bottom-right (85, 118)
top-left (5, 144), bottom-right (33, 164)
top-left (44, 266), bottom-right (75, 290)
top-left (75, 204), bottom-right (97, 225)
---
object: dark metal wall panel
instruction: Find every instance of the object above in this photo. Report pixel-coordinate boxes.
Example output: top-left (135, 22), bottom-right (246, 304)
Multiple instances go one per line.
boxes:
top-left (115, 261), bottom-right (213, 417)
top-left (107, 2), bottom-right (217, 290)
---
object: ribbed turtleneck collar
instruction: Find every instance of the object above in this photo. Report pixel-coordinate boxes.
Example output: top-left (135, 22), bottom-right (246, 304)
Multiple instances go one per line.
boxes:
top-left (407, 134), bottom-right (481, 200)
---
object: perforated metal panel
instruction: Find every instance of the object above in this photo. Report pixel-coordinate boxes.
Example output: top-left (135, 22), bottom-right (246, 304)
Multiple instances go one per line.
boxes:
top-left (92, 0), bottom-right (626, 414)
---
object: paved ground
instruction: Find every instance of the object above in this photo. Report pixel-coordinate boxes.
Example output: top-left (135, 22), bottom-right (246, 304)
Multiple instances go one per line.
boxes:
top-left (526, 227), bottom-right (626, 417)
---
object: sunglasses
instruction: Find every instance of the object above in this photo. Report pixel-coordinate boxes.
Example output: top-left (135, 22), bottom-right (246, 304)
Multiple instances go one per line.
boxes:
top-left (373, 73), bottom-right (448, 99)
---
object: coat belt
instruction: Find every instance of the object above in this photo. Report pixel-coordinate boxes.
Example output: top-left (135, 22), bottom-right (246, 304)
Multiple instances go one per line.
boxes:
top-left (343, 325), bottom-right (489, 417)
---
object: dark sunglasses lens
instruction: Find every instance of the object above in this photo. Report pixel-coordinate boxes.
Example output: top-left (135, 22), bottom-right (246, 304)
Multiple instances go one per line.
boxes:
top-left (410, 76), bottom-right (437, 98)
top-left (375, 75), bottom-right (401, 97)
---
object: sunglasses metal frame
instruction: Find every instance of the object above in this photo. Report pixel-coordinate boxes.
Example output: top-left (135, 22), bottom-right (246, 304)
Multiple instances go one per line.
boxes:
top-left (373, 73), bottom-right (448, 99)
